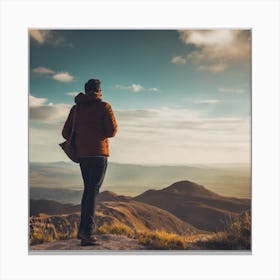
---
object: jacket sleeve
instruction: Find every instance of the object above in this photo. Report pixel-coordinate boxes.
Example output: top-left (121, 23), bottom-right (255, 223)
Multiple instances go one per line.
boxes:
top-left (62, 106), bottom-right (75, 140)
top-left (103, 103), bottom-right (118, 138)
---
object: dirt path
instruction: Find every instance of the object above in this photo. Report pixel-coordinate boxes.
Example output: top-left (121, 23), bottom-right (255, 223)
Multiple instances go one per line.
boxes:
top-left (30, 234), bottom-right (149, 251)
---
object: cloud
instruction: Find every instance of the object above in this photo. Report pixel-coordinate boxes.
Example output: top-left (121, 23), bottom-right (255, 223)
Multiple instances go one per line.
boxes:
top-left (30, 30), bottom-right (52, 44)
top-left (175, 30), bottom-right (251, 73)
top-left (195, 99), bottom-right (222, 104)
top-left (148, 88), bottom-right (159, 92)
top-left (31, 67), bottom-right (75, 83)
top-left (218, 87), bottom-right (246, 94)
top-left (131, 84), bottom-right (143, 92)
top-left (30, 30), bottom-right (71, 47)
top-left (29, 104), bottom-right (250, 164)
top-left (108, 108), bottom-right (250, 164)
top-left (52, 72), bottom-right (75, 83)
top-left (171, 56), bottom-right (186, 65)
top-left (179, 30), bottom-right (235, 47)
top-left (114, 108), bottom-right (247, 133)
top-left (32, 67), bottom-right (55, 75)
top-left (29, 95), bottom-right (71, 121)
top-left (184, 98), bottom-right (222, 104)
top-left (65, 91), bottom-right (79, 96)
top-left (29, 95), bottom-right (48, 107)
top-left (197, 63), bottom-right (228, 73)
top-left (115, 84), bottom-right (159, 93)
top-left (179, 30), bottom-right (251, 60)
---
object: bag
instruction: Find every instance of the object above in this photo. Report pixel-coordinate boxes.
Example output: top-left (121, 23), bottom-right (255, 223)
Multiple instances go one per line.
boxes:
top-left (59, 136), bottom-right (79, 163)
top-left (59, 106), bottom-right (80, 163)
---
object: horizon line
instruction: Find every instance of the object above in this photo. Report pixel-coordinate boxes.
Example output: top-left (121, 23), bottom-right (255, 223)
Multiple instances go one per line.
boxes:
top-left (29, 160), bottom-right (251, 167)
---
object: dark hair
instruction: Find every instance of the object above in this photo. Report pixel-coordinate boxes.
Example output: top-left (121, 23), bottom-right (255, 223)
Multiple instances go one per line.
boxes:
top-left (84, 79), bottom-right (101, 94)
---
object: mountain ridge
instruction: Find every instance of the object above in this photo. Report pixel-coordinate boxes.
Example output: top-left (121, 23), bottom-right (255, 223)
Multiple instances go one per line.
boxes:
top-left (31, 181), bottom-right (212, 235)
top-left (134, 180), bottom-right (250, 231)
top-left (30, 161), bottom-right (251, 198)
top-left (30, 180), bottom-right (250, 233)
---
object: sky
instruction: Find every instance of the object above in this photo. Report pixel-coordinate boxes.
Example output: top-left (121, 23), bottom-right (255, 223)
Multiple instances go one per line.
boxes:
top-left (29, 29), bottom-right (251, 165)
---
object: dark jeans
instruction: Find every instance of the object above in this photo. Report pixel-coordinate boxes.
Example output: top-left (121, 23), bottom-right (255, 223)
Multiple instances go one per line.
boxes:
top-left (78, 156), bottom-right (108, 236)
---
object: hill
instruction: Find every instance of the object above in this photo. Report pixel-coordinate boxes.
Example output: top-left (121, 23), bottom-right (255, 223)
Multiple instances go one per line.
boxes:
top-left (30, 181), bottom-right (251, 233)
top-left (30, 161), bottom-right (251, 198)
top-left (96, 200), bottom-right (197, 235)
top-left (30, 199), bottom-right (80, 216)
top-left (30, 194), bottom-right (199, 245)
top-left (30, 187), bottom-right (83, 204)
top-left (30, 209), bottom-right (251, 251)
top-left (97, 191), bottom-right (132, 202)
top-left (134, 180), bottom-right (250, 231)
top-left (29, 181), bottom-right (251, 250)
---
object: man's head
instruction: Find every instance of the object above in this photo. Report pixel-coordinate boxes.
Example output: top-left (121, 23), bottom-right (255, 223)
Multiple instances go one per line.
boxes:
top-left (84, 79), bottom-right (101, 97)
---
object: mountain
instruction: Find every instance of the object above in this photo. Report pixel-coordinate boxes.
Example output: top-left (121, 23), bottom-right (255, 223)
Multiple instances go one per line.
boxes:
top-left (97, 191), bottom-right (132, 202)
top-left (96, 200), bottom-right (198, 235)
top-left (30, 195), bottom-right (199, 236)
top-left (30, 187), bottom-right (83, 204)
top-left (29, 189), bottom-right (132, 205)
top-left (30, 180), bottom-right (251, 233)
top-left (134, 180), bottom-right (251, 231)
top-left (30, 161), bottom-right (251, 198)
top-left (30, 199), bottom-right (80, 216)
top-left (29, 181), bottom-right (251, 249)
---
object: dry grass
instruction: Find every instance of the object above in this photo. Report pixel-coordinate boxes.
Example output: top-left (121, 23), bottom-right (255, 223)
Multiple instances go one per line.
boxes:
top-left (29, 215), bottom-right (79, 245)
top-left (136, 230), bottom-right (188, 250)
top-left (29, 211), bottom-right (251, 250)
top-left (96, 222), bottom-right (135, 238)
top-left (193, 211), bottom-right (251, 250)
top-left (96, 221), bottom-right (188, 250)
top-left (30, 222), bottom-right (57, 245)
top-left (95, 212), bottom-right (251, 250)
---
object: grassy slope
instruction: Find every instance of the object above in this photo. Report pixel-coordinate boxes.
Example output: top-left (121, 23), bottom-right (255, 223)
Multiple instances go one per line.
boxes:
top-left (30, 211), bottom-right (251, 250)
top-left (29, 181), bottom-right (251, 250)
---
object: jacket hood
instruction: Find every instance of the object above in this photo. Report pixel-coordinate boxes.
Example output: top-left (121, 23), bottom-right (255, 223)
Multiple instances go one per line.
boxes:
top-left (74, 92), bottom-right (101, 104)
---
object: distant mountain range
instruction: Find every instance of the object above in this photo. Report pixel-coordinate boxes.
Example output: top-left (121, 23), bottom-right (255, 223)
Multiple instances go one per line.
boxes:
top-left (30, 161), bottom-right (251, 198)
top-left (30, 187), bottom-right (83, 204)
top-left (30, 180), bottom-right (250, 233)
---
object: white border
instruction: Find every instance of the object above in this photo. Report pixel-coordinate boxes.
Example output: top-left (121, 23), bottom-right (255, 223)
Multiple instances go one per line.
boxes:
top-left (1, 0), bottom-right (279, 279)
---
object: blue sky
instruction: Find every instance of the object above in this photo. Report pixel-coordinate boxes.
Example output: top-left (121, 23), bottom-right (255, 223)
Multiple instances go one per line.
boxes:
top-left (29, 30), bottom-right (251, 165)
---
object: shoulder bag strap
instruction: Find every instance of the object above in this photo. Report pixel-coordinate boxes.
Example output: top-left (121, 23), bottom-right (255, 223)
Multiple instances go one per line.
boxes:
top-left (70, 105), bottom-right (77, 140)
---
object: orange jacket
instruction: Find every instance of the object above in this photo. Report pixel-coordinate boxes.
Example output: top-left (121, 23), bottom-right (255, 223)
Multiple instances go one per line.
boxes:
top-left (62, 93), bottom-right (117, 157)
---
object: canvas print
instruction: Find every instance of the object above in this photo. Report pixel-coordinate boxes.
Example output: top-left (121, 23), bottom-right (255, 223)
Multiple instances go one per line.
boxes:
top-left (29, 30), bottom-right (251, 252)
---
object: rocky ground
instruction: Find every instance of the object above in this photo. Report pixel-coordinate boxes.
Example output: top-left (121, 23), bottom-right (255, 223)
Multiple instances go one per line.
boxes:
top-left (29, 234), bottom-right (149, 251)
top-left (29, 233), bottom-right (219, 251)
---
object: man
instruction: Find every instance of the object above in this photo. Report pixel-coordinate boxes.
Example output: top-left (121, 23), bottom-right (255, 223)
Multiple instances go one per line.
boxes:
top-left (62, 79), bottom-right (117, 246)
